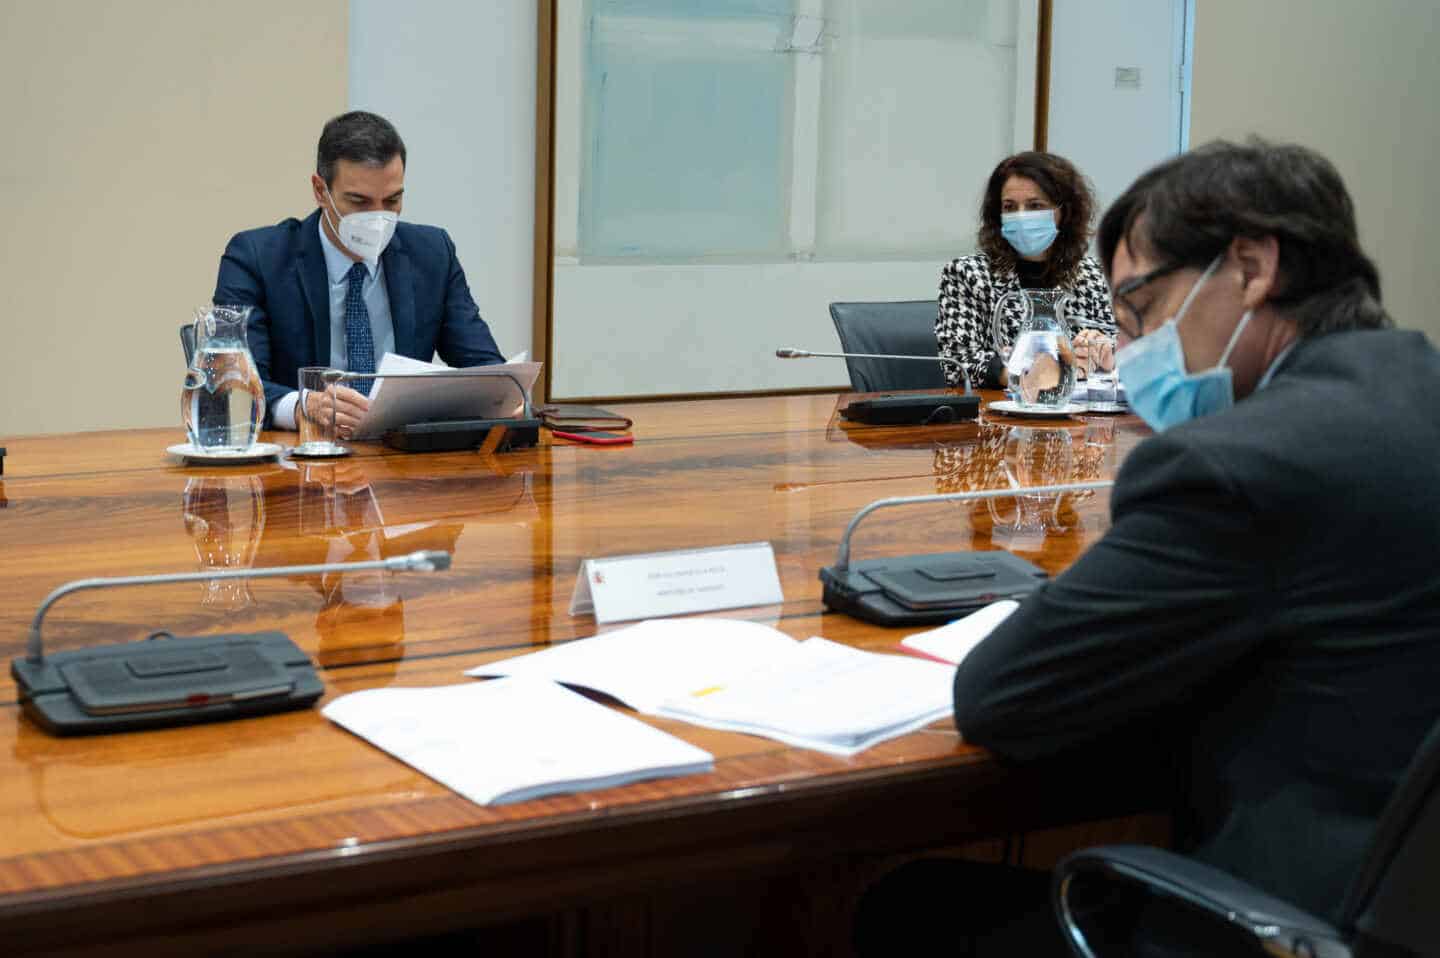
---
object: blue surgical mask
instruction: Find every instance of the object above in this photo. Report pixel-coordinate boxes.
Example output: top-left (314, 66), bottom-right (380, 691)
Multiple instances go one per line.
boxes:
top-left (1001, 210), bottom-right (1059, 258)
top-left (1115, 254), bottom-right (1255, 432)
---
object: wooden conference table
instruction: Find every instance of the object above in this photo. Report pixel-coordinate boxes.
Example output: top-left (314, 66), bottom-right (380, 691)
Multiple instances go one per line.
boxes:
top-left (0, 391), bottom-right (1163, 955)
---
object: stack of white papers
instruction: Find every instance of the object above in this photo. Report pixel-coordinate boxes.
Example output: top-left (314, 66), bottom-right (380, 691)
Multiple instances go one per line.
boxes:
top-left (900, 600), bottom-right (1018, 665)
top-left (354, 352), bottom-right (543, 439)
top-left (467, 618), bottom-right (956, 757)
top-left (471, 618), bottom-right (798, 713)
top-left (323, 678), bottom-right (714, 806)
top-left (658, 637), bottom-right (955, 755)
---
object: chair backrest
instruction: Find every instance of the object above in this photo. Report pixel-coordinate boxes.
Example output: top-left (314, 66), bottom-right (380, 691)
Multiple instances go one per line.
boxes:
top-left (1341, 713), bottom-right (1440, 955)
top-left (828, 300), bottom-right (947, 393)
top-left (179, 323), bottom-right (196, 366)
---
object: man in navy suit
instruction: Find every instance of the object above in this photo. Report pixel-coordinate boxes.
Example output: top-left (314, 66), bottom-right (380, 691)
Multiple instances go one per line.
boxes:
top-left (214, 111), bottom-right (504, 434)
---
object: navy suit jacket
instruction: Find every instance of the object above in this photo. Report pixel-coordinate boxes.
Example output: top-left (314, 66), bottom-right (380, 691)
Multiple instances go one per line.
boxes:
top-left (214, 209), bottom-right (504, 425)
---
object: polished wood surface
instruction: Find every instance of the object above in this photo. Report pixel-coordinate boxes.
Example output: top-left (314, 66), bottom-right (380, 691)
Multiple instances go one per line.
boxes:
top-left (0, 392), bottom-right (1155, 954)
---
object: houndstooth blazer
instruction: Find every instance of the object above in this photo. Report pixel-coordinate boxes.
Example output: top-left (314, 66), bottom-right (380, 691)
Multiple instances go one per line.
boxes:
top-left (935, 252), bottom-right (1115, 388)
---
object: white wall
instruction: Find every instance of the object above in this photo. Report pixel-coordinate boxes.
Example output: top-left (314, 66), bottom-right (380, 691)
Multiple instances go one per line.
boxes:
top-left (1047, 0), bottom-right (1186, 231)
top-left (0, 2), bottom-right (346, 438)
top-left (349, 0), bottom-right (537, 362)
top-left (1190, 0), bottom-right (1440, 343)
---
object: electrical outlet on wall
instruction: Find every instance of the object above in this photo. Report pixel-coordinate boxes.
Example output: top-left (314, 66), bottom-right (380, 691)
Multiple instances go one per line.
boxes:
top-left (1114, 67), bottom-right (1142, 89)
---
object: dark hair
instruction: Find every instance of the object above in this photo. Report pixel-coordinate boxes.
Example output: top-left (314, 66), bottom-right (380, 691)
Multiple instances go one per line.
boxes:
top-left (1098, 138), bottom-right (1390, 336)
top-left (977, 151), bottom-right (1096, 287)
top-left (316, 111), bottom-right (407, 186)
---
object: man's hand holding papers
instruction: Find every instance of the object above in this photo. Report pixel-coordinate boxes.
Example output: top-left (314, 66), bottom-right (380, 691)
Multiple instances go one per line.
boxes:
top-left (353, 352), bottom-right (542, 439)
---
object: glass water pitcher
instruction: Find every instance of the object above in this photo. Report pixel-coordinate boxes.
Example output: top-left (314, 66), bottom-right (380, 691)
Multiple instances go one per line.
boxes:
top-left (181, 305), bottom-right (265, 452)
top-left (990, 288), bottom-right (1077, 408)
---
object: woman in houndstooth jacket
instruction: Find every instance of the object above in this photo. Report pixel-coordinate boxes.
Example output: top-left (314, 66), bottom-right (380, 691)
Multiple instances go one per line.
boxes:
top-left (936, 152), bottom-right (1115, 389)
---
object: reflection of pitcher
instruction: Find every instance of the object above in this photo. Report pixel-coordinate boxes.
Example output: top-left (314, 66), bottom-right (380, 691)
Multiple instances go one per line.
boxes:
top-left (991, 289), bottom-right (1076, 407)
top-left (992, 426), bottom-right (1078, 535)
top-left (182, 474), bottom-right (266, 608)
top-left (1003, 425), bottom-right (1076, 490)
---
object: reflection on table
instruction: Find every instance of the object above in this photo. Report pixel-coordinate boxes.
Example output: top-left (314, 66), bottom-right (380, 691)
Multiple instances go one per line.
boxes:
top-left (931, 418), bottom-right (1121, 566)
top-left (193, 458), bottom-right (536, 671)
top-left (0, 394), bottom-right (1162, 956)
top-left (182, 472), bottom-right (266, 610)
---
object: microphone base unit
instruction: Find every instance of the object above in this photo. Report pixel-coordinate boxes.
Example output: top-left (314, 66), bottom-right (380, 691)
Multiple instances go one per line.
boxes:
top-left (820, 550), bottom-right (1046, 626)
top-left (382, 417), bottom-right (543, 453)
top-left (840, 394), bottom-right (980, 426)
top-left (11, 632), bottom-right (323, 736)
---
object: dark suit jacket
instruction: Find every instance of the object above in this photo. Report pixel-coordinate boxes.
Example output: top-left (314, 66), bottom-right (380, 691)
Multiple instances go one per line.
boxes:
top-left (953, 329), bottom-right (1440, 922)
top-left (214, 209), bottom-right (504, 424)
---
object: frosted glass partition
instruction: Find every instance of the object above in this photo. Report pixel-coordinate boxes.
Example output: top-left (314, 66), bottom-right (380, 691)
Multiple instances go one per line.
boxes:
top-left (816, 0), bottom-right (1020, 256)
top-left (581, 0), bottom-right (794, 258)
top-left (551, 0), bottom-right (1037, 399)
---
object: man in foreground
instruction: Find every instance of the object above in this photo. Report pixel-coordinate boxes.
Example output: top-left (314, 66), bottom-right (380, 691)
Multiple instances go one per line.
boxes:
top-left (861, 139), bottom-right (1440, 955)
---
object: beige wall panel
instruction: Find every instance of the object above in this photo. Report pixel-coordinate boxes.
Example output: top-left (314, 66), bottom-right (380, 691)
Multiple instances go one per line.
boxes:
top-left (0, 0), bottom-right (346, 437)
top-left (1190, 0), bottom-right (1440, 342)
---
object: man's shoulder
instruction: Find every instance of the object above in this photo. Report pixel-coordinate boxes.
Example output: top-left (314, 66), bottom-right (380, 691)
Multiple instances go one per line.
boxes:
top-left (1217, 328), bottom-right (1436, 431)
top-left (393, 220), bottom-right (452, 253)
top-left (225, 213), bottom-right (313, 256)
top-left (1280, 328), bottom-right (1436, 381)
top-left (1120, 329), bottom-right (1440, 508)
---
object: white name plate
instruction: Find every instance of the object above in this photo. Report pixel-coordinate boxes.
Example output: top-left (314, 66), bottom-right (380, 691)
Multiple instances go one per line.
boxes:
top-left (569, 542), bottom-right (784, 624)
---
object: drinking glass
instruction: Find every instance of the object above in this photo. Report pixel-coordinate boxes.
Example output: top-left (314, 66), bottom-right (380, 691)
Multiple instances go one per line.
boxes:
top-left (1074, 322), bottom-right (1119, 407)
top-left (294, 366), bottom-right (348, 457)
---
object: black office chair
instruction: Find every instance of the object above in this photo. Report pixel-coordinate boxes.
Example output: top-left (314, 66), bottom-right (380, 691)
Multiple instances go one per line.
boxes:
top-left (179, 323), bottom-right (197, 366)
top-left (1052, 714), bottom-right (1440, 957)
top-left (828, 300), bottom-right (948, 392)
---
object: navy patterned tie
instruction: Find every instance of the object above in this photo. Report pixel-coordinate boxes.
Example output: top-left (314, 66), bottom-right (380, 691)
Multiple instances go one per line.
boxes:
top-left (343, 261), bottom-right (375, 375)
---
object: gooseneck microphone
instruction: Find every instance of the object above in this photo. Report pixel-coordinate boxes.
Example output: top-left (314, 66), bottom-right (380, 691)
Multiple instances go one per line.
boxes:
top-left (776, 346), bottom-right (978, 424)
top-left (818, 484), bottom-right (1115, 627)
top-left (13, 551), bottom-right (453, 735)
top-left (778, 347), bottom-right (952, 363)
top-left (830, 485), bottom-right (1112, 573)
top-left (776, 347), bottom-right (972, 393)
top-left (25, 550), bottom-right (451, 664)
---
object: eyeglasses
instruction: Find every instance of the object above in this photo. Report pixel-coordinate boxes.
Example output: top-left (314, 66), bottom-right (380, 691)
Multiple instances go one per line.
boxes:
top-left (1111, 262), bottom-right (1184, 340)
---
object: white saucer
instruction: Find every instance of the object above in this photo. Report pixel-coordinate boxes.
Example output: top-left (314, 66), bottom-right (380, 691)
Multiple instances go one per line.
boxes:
top-left (167, 442), bottom-right (284, 464)
top-left (1081, 401), bottom-right (1131, 415)
top-left (987, 400), bottom-right (1087, 419)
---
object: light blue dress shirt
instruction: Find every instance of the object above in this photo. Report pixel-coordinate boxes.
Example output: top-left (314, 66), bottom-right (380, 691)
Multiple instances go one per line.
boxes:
top-left (272, 217), bottom-right (398, 429)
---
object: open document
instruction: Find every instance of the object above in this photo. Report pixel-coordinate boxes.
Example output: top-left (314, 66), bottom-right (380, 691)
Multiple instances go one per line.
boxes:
top-left (900, 600), bottom-right (1018, 666)
top-left (323, 678), bottom-right (714, 806)
top-left (467, 618), bottom-right (956, 757)
top-left (353, 352), bottom-right (543, 439)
